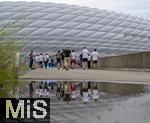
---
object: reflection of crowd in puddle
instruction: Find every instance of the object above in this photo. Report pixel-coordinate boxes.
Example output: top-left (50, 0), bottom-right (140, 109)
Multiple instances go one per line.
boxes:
top-left (29, 81), bottom-right (100, 104)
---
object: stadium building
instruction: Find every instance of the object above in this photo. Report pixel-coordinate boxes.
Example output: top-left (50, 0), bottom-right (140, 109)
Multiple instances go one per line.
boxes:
top-left (0, 2), bottom-right (150, 57)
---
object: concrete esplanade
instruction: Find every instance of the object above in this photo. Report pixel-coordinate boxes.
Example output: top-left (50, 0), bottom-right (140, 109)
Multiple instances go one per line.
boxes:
top-left (19, 51), bottom-right (150, 84)
top-left (19, 69), bottom-right (150, 84)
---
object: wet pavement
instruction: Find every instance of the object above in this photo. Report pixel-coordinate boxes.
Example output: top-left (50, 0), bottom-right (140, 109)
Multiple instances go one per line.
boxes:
top-left (50, 93), bottom-right (129, 123)
top-left (18, 81), bottom-right (150, 123)
top-left (78, 94), bottom-right (150, 123)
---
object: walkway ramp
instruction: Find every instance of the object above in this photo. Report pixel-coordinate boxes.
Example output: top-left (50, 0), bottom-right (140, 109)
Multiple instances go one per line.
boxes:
top-left (19, 69), bottom-right (150, 84)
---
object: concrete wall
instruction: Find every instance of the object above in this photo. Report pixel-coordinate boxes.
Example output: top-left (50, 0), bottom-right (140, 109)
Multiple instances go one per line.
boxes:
top-left (99, 51), bottom-right (150, 69)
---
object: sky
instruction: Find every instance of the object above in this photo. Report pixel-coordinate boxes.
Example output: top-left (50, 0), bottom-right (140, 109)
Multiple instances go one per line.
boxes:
top-left (1, 0), bottom-right (150, 19)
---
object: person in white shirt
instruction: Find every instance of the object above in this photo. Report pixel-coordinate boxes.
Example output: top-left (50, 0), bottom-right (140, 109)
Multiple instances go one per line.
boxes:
top-left (70, 50), bottom-right (77, 69)
top-left (92, 82), bottom-right (99, 102)
top-left (35, 54), bottom-right (39, 68)
top-left (44, 53), bottom-right (49, 69)
top-left (91, 49), bottom-right (99, 69)
top-left (81, 47), bottom-right (89, 69)
top-left (82, 82), bottom-right (90, 104)
top-left (38, 53), bottom-right (44, 68)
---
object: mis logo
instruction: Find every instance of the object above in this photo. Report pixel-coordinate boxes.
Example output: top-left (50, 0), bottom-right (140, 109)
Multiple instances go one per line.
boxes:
top-left (0, 98), bottom-right (50, 123)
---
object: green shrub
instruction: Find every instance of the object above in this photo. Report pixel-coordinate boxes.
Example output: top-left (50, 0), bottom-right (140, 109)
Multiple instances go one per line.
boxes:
top-left (0, 41), bottom-right (21, 97)
top-left (0, 19), bottom-right (22, 97)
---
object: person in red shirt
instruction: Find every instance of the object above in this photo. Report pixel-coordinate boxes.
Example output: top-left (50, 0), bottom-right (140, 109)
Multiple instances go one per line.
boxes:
top-left (70, 83), bottom-right (76, 100)
top-left (29, 50), bottom-right (34, 69)
top-left (70, 50), bottom-right (77, 69)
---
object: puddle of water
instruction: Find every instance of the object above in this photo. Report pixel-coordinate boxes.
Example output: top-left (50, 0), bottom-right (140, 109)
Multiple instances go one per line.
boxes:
top-left (98, 82), bottom-right (147, 95)
top-left (17, 81), bottom-right (150, 123)
top-left (18, 81), bottom-right (150, 98)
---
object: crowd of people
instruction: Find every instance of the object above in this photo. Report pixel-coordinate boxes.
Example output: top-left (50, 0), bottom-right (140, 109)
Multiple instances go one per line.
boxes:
top-left (28, 47), bottom-right (99, 70)
top-left (29, 81), bottom-right (100, 104)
